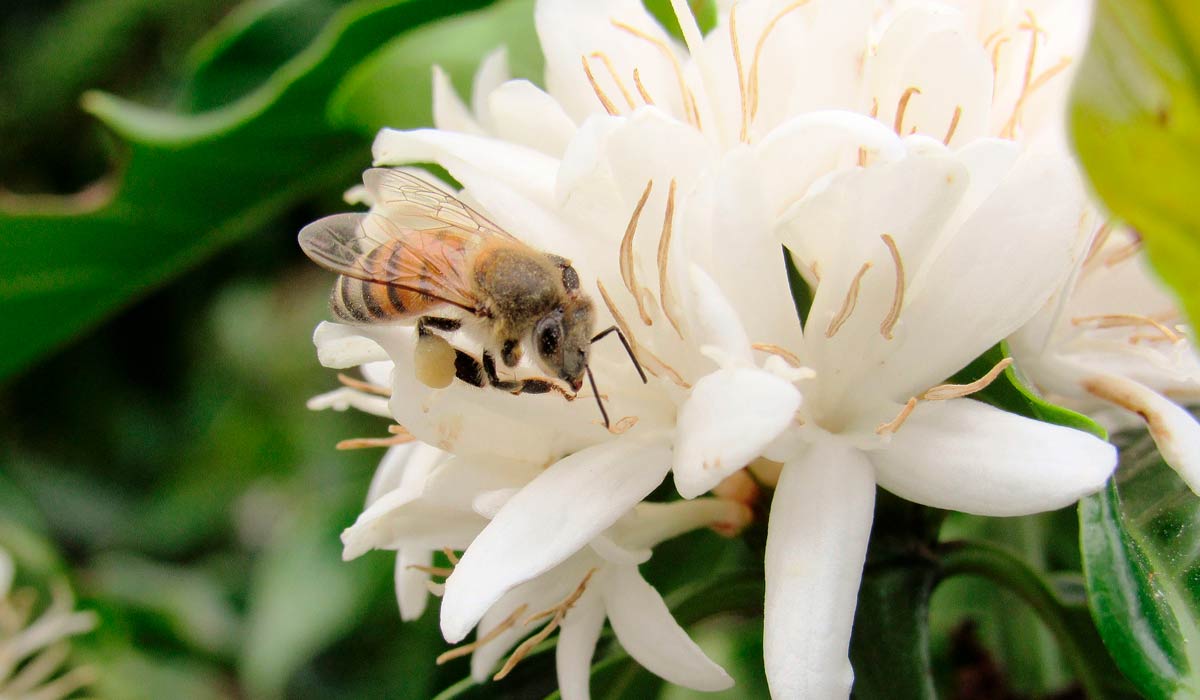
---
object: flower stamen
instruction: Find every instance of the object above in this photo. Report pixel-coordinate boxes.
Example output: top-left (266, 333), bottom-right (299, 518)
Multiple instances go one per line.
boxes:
top-left (875, 397), bottom-right (917, 435)
top-left (943, 106), bottom-right (963, 145)
top-left (612, 20), bottom-right (701, 127)
top-left (1083, 220), bottom-right (1116, 266)
top-left (406, 564), bottom-right (454, 577)
top-left (1000, 12), bottom-right (1071, 138)
top-left (1072, 313), bottom-right (1183, 343)
top-left (337, 373), bottom-right (390, 396)
top-left (752, 343), bottom-right (804, 367)
top-left (729, 3), bottom-right (750, 143)
top-left (894, 87), bottom-right (921, 135)
top-left (442, 548), bottom-right (460, 565)
top-left (632, 67), bottom-right (656, 105)
top-left (1104, 236), bottom-right (1142, 267)
top-left (879, 234), bottom-right (905, 339)
top-left (749, 1), bottom-right (812, 120)
top-left (620, 180), bottom-right (656, 326)
top-left (336, 424), bottom-right (413, 450)
top-left (657, 178), bottom-right (686, 339)
top-left (580, 55), bottom-right (620, 116)
top-left (920, 357), bottom-right (1013, 401)
top-left (589, 51), bottom-right (637, 109)
top-left (494, 569), bottom-right (598, 681)
top-left (825, 262), bottom-right (872, 338)
top-left (435, 604), bottom-right (529, 665)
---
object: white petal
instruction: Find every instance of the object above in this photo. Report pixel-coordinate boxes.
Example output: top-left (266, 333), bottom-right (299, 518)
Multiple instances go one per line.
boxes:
top-left (304, 387), bottom-right (391, 418)
top-left (487, 79), bottom-right (577, 157)
top-left (1080, 374), bottom-right (1200, 496)
top-left (879, 151), bottom-right (1089, 400)
top-left (673, 367), bottom-right (802, 498)
top-left (313, 321), bottom-right (389, 368)
top-left (556, 588), bottom-right (607, 700)
top-left (611, 498), bottom-right (751, 550)
top-left (432, 65), bottom-right (483, 134)
top-left (871, 399), bottom-right (1116, 515)
top-left (440, 434), bottom-right (672, 642)
top-left (396, 548), bottom-right (431, 621)
top-left (686, 265), bottom-right (752, 365)
top-left (471, 46), bottom-right (511, 126)
top-left (603, 565), bottom-right (733, 691)
top-left (764, 441), bottom-right (875, 700)
top-left (366, 442), bottom-right (445, 506)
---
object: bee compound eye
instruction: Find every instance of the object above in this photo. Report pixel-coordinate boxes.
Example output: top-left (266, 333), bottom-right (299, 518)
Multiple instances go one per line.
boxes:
top-left (561, 265), bottom-right (580, 291)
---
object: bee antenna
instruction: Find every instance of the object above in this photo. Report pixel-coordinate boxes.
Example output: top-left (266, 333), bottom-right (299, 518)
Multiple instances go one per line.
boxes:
top-left (585, 365), bottom-right (611, 429)
top-left (591, 326), bottom-right (648, 384)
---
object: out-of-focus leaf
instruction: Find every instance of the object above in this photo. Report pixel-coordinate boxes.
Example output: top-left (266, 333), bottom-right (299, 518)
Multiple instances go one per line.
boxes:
top-left (181, 0), bottom-right (346, 111)
top-left (1070, 0), bottom-right (1200, 326)
top-left (1080, 423), bottom-right (1200, 699)
top-left (239, 485), bottom-right (390, 698)
top-left (0, 0), bottom-right (491, 381)
top-left (329, 0), bottom-right (541, 137)
top-left (88, 552), bottom-right (240, 656)
top-left (87, 646), bottom-right (230, 700)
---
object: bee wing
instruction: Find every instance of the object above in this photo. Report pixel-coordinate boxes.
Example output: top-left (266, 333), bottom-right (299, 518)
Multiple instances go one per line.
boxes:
top-left (363, 168), bottom-right (522, 245)
top-left (298, 211), bottom-right (480, 313)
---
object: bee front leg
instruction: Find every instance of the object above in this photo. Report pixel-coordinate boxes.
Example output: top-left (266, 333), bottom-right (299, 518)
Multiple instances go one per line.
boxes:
top-left (481, 351), bottom-right (574, 400)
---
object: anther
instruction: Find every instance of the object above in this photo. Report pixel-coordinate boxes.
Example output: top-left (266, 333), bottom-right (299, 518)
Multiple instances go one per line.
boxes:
top-left (657, 178), bottom-right (685, 338)
top-left (632, 67), bottom-right (656, 105)
top-left (336, 425), bottom-right (414, 450)
top-left (580, 55), bottom-right (620, 116)
top-left (894, 87), bottom-right (921, 135)
top-left (406, 564), bottom-right (454, 577)
top-left (749, 1), bottom-right (812, 119)
top-left (612, 20), bottom-right (700, 127)
top-left (1083, 220), bottom-right (1116, 266)
top-left (921, 357), bottom-right (1013, 401)
top-left (607, 415), bottom-right (639, 434)
top-left (825, 262), bottom-right (872, 338)
top-left (1072, 314), bottom-right (1182, 343)
top-left (876, 397), bottom-right (918, 435)
top-left (442, 548), bottom-right (460, 565)
top-left (493, 570), bottom-right (597, 681)
top-left (620, 180), bottom-right (656, 325)
top-left (1104, 237), bottom-right (1142, 266)
top-left (729, 3), bottom-right (751, 143)
top-left (752, 342), bottom-right (804, 367)
top-left (589, 51), bottom-right (637, 109)
top-left (879, 234), bottom-right (905, 339)
top-left (943, 106), bottom-right (963, 145)
top-left (435, 604), bottom-right (529, 665)
top-left (337, 373), bottom-right (391, 396)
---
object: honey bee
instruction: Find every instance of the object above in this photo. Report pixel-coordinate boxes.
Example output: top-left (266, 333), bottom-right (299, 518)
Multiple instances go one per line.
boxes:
top-left (298, 168), bottom-right (645, 428)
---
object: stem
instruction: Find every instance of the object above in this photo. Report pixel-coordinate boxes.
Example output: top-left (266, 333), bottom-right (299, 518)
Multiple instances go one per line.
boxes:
top-left (937, 540), bottom-right (1109, 700)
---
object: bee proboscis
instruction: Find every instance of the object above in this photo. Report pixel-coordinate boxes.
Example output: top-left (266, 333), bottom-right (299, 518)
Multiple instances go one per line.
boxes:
top-left (298, 168), bottom-right (645, 428)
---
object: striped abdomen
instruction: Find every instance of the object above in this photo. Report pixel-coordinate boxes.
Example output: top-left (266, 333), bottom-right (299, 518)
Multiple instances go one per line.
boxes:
top-left (329, 236), bottom-right (469, 323)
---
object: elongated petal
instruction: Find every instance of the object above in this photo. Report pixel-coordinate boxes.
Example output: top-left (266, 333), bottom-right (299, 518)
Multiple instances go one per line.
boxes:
top-left (603, 565), bottom-right (733, 691)
top-left (1080, 374), bottom-right (1200, 495)
top-left (673, 367), bottom-right (802, 498)
top-left (396, 548), bottom-right (431, 621)
top-left (432, 65), bottom-right (483, 134)
top-left (441, 434), bottom-right (672, 642)
top-left (764, 441), bottom-right (875, 700)
top-left (487, 79), bottom-right (577, 157)
top-left (871, 399), bottom-right (1116, 515)
top-left (556, 588), bottom-right (607, 700)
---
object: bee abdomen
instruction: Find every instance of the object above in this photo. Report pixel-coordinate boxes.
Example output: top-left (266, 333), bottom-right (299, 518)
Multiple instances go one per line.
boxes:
top-left (330, 274), bottom-right (408, 323)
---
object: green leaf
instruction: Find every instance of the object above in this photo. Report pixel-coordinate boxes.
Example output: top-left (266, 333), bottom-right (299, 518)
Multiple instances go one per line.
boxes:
top-left (329, 0), bottom-right (542, 137)
top-left (1080, 422), bottom-right (1200, 699)
top-left (1070, 0), bottom-right (1200, 326)
top-left (0, 0), bottom-right (490, 381)
top-left (240, 485), bottom-right (391, 698)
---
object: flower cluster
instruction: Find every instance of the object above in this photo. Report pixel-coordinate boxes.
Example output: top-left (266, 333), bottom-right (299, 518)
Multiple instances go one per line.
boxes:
top-left (305, 0), bottom-right (1196, 697)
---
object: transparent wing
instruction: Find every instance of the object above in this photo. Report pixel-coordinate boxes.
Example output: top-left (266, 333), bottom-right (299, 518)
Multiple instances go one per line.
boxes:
top-left (362, 168), bottom-right (522, 245)
top-left (297, 211), bottom-right (479, 313)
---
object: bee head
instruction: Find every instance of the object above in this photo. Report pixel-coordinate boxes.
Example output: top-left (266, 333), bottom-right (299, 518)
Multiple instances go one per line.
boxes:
top-left (534, 300), bottom-right (594, 392)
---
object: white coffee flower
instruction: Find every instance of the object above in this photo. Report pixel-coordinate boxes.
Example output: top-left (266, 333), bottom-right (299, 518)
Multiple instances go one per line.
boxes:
top-left (1010, 224), bottom-right (1200, 493)
top-left (336, 439), bottom-right (748, 696)
top-left (0, 546), bottom-right (97, 699)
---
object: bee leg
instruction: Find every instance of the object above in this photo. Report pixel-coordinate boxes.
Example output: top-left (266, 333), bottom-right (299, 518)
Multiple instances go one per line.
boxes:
top-left (417, 316), bottom-right (462, 336)
top-left (453, 350), bottom-right (485, 388)
top-left (482, 351), bottom-right (573, 399)
top-left (500, 338), bottom-right (522, 367)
